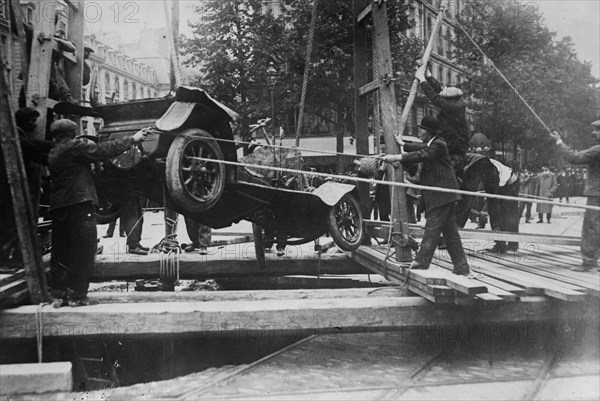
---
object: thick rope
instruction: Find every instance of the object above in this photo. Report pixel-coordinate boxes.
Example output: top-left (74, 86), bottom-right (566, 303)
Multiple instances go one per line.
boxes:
top-left (190, 156), bottom-right (600, 212)
top-left (455, 20), bottom-right (553, 135)
top-left (295, 0), bottom-right (319, 147)
top-left (371, 26), bottom-right (382, 154)
top-left (36, 303), bottom-right (48, 363)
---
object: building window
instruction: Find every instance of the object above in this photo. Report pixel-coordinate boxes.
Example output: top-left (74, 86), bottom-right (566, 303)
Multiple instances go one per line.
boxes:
top-left (437, 65), bottom-right (443, 83)
top-left (447, 69), bottom-right (452, 86)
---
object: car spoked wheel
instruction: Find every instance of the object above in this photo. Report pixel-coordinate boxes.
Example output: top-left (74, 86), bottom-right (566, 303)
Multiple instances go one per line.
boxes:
top-left (166, 129), bottom-right (225, 213)
top-left (327, 193), bottom-right (363, 251)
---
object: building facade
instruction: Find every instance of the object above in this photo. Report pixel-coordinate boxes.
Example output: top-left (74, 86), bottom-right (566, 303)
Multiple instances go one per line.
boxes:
top-left (83, 34), bottom-right (161, 106)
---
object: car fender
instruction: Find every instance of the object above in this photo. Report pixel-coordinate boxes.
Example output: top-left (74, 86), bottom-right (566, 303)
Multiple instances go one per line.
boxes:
top-left (311, 181), bottom-right (356, 206)
top-left (155, 102), bottom-right (197, 132)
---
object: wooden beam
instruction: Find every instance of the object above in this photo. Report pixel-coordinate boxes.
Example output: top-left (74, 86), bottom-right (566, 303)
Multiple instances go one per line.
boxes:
top-left (63, 0), bottom-right (80, 11)
top-left (0, 362), bottom-right (72, 394)
top-left (86, 287), bottom-right (407, 304)
top-left (0, 295), bottom-right (590, 340)
top-left (353, 0), bottom-right (372, 219)
top-left (11, 0), bottom-right (29, 93)
top-left (64, 0), bottom-right (84, 104)
top-left (0, 43), bottom-right (49, 304)
top-left (91, 253), bottom-right (369, 281)
top-left (358, 79), bottom-right (380, 97)
top-left (371, 1), bottom-right (412, 262)
top-left (356, 3), bottom-right (372, 24)
top-left (366, 220), bottom-right (581, 246)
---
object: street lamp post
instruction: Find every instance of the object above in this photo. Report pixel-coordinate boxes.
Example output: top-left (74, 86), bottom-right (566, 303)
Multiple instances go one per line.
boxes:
top-left (267, 63), bottom-right (279, 139)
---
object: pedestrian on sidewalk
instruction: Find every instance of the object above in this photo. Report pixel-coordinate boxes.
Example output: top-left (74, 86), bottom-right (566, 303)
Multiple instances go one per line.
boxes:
top-left (383, 116), bottom-right (470, 276)
top-left (534, 165), bottom-right (557, 223)
top-left (550, 120), bottom-right (600, 272)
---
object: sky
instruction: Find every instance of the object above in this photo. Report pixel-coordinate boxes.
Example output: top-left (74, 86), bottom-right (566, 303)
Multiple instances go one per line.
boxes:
top-left (533, 0), bottom-right (600, 78)
top-left (85, 0), bottom-right (600, 78)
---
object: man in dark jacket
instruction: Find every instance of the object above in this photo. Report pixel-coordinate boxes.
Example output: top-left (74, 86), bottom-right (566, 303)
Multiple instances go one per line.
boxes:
top-left (458, 154), bottom-right (520, 253)
top-left (416, 65), bottom-right (470, 178)
top-left (383, 116), bottom-right (470, 275)
top-left (551, 121), bottom-right (600, 272)
top-left (48, 119), bottom-right (148, 306)
top-left (0, 108), bottom-right (54, 271)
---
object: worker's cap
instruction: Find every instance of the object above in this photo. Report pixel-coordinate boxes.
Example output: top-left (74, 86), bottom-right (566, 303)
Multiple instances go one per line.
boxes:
top-left (84, 46), bottom-right (94, 53)
top-left (440, 87), bottom-right (463, 98)
top-left (50, 119), bottom-right (78, 138)
top-left (591, 120), bottom-right (600, 128)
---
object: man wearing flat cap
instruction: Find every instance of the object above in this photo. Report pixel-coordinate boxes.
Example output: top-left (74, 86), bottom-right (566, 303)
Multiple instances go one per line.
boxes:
top-left (47, 119), bottom-right (149, 306)
top-left (550, 120), bottom-right (600, 272)
top-left (383, 116), bottom-right (470, 276)
top-left (415, 63), bottom-right (470, 178)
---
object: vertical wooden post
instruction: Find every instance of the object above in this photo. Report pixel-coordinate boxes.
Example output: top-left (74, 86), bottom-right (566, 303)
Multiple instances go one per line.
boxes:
top-left (353, 0), bottom-right (371, 218)
top-left (170, 0), bottom-right (180, 90)
top-left (25, 0), bottom-right (55, 140)
top-left (11, 0), bottom-right (29, 93)
top-left (0, 44), bottom-right (49, 303)
top-left (371, 1), bottom-right (411, 262)
top-left (64, 0), bottom-right (85, 104)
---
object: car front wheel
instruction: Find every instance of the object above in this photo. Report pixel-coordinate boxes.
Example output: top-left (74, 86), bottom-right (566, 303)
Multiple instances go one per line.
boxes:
top-left (326, 193), bottom-right (363, 251)
top-left (166, 129), bottom-right (226, 213)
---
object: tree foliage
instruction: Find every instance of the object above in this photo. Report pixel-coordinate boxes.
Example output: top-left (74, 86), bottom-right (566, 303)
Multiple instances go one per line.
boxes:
top-left (182, 0), bottom-right (421, 140)
top-left (453, 0), bottom-right (599, 163)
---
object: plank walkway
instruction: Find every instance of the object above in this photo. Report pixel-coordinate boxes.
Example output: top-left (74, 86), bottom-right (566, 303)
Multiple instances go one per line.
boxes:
top-left (352, 243), bottom-right (599, 305)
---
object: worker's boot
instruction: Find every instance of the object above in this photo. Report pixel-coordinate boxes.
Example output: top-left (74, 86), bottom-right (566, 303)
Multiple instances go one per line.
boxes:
top-left (50, 289), bottom-right (67, 308)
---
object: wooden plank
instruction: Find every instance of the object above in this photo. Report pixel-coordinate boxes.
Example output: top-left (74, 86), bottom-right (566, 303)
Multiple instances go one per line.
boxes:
top-left (407, 286), bottom-right (454, 304)
top-left (466, 255), bottom-right (587, 302)
top-left (353, 0), bottom-right (372, 220)
top-left (474, 275), bottom-right (526, 296)
top-left (471, 251), bottom-right (593, 294)
top-left (92, 252), bottom-right (369, 281)
top-left (408, 225), bottom-right (580, 246)
top-left (0, 280), bottom-right (27, 300)
top-left (431, 268), bottom-right (487, 296)
top-left (429, 259), bottom-right (521, 301)
top-left (350, 250), bottom-right (458, 304)
top-left (2, 295), bottom-right (583, 340)
top-left (357, 3), bottom-right (372, 24)
top-left (0, 288), bottom-right (30, 307)
top-left (63, 0), bottom-right (80, 11)
top-left (0, 40), bottom-right (49, 304)
top-left (475, 293), bottom-right (504, 302)
top-left (364, 246), bottom-right (487, 295)
top-left (0, 271), bottom-right (25, 287)
top-left (0, 362), bottom-right (72, 395)
top-left (210, 235), bottom-right (253, 247)
top-left (64, 0), bottom-right (85, 104)
top-left (87, 287), bottom-right (408, 304)
top-left (371, 0), bottom-right (412, 262)
top-left (359, 80), bottom-right (380, 96)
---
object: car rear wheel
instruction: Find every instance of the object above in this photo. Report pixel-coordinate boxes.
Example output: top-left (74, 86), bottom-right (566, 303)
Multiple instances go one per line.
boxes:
top-left (166, 129), bottom-right (226, 213)
top-left (326, 193), bottom-right (363, 251)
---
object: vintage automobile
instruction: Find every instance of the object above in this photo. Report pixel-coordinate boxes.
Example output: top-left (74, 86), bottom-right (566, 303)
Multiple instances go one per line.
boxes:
top-left (58, 87), bottom-right (364, 251)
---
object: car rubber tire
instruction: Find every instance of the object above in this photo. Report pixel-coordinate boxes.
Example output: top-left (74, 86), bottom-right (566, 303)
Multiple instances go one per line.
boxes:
top-left (166, 129), bottom-right (226, 213)
top-left (326, 193), bottom-right (363, 251)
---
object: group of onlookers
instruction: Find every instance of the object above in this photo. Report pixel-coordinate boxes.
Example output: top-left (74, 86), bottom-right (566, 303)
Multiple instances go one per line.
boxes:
top-left (518, 165), bottom-right (589, 224)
